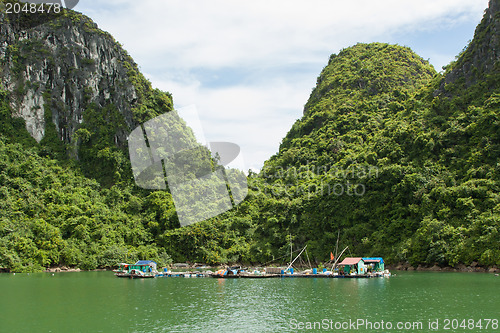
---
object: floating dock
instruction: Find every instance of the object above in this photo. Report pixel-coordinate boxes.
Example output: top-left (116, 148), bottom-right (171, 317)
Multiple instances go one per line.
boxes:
top-left (208, 272), bottom-right (388, 279)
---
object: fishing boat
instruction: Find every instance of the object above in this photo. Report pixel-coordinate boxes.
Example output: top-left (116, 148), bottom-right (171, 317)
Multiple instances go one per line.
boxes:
top-left (114, 260), bottom-right (158, 279)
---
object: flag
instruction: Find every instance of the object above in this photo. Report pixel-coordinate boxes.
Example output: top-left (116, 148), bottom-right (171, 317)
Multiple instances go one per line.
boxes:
top-left (330, 252), bottom-right (334, 261)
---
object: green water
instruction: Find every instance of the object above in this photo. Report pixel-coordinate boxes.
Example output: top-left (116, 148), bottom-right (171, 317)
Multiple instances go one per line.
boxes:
top-left (0, 271), bottom-right (498, 332)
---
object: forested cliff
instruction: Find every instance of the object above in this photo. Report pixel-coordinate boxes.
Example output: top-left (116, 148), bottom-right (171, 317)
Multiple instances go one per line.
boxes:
top-left (0, 1), bottom-right (179, 271)
top-left (0, 0), bottom-right (498, 272)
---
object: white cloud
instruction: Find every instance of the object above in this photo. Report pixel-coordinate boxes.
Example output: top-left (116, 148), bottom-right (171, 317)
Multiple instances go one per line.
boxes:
top-left (82, 0), bottom-right (487, 68)
top-left (149, 73), bottom-right (310, 171)
top-left (76, 0), bottom-right (489, 170)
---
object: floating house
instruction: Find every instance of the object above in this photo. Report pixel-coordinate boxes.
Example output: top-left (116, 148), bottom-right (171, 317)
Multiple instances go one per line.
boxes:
top-left (134, 260), bottom-right (158, 272)
top-left (337, 257), bottom-right (366, 275)
top-left (362, 257), bottom-right (384, 273)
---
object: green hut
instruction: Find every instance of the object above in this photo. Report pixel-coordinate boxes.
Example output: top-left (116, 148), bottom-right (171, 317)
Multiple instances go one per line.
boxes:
top-left (338, 257), bottom-right (366, 275)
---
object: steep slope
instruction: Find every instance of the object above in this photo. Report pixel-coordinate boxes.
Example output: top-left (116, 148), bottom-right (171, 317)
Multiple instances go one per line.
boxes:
top-left (0, 136), bottom-right (173, 272)
top-left (0, 1), bottom-right (174, 186)
top-left (0, 0), bottom-right (498, 271)
top-left (0, 1), bottom-right (243, 272)
top-left (438, 0), bottom-right (499, 101)
top-left (254, 44), bottom-right (438, 262)
top-left (0, 2), bottom-right (183, 272)
top-left (251, 0), bottom-right (499, 268)
top-left (274, 43), bottom-right (435, 168)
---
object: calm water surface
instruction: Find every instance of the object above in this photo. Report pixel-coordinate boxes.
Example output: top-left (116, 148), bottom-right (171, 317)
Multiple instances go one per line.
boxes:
top-left (0, 271), bottom-right (498, 332)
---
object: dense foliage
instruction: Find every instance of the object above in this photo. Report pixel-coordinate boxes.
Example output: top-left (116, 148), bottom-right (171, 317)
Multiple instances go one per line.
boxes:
top-left (0, 134), bottom-right (175, 272)
top-left (247, 42), bottom-right (499, 267)
top-left (0, 3), bottom-right (498, 272)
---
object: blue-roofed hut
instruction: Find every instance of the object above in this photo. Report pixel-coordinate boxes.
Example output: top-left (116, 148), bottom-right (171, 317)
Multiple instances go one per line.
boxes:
top-left (362, 257), bottom-right (384, 272)
top-left (133, 260), bottom-right (157, 273)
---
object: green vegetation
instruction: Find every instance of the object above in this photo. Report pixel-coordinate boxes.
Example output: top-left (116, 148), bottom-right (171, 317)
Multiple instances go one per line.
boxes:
top-left (0, 3), bottom-right (498, 272)
top-left (76, 102), bottom-right (129, 186)
top-left (39, 95), bottom-right (67, 160)
top-left (0, 134), bottom-right (174, 272)
top-left (244, 42), bottom-right (499, 268)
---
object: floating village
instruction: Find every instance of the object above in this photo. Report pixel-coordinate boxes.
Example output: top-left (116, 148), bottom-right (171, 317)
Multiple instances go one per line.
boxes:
top-left (113, 246), bottom-right (391, 279)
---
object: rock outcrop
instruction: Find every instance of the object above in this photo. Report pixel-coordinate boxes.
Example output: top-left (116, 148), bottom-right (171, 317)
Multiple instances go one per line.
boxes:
top-left (439, 0), bottom-right (500, 93)
top-left (0, 6), bottom-right (171, 149)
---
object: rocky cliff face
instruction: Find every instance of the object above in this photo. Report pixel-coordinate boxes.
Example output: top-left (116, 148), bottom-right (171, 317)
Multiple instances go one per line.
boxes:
top-left (440, 0), bottom-right (500, 93)
top-left (0, 6), bottom-right (171, 150)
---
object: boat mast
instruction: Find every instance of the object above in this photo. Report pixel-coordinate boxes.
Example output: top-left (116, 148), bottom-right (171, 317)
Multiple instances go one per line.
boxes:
top-left (331, 246), bottom-right (349, 272)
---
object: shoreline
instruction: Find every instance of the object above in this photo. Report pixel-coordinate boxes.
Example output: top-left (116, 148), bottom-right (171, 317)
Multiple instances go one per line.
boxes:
top-left (386, 263), bottom-right (499, 273)
top-left (2, 262), bottom-right (499, 274)
top-left (40, 263), bottom-right (500, 274)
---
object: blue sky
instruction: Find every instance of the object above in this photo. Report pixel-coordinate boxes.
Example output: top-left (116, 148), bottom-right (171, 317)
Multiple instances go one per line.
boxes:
top-left (75, 0), bottom-right (489, 172)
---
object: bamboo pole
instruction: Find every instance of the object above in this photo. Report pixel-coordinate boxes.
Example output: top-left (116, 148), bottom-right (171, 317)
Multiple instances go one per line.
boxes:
top-left (334, 230), bottom-right (340, 259)
top-left (331, 246), bottom-right (349, 272)
top-left (305, 248), bottom-right (313, 270)
top-left (285, 245), bottom-right (307, 273)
